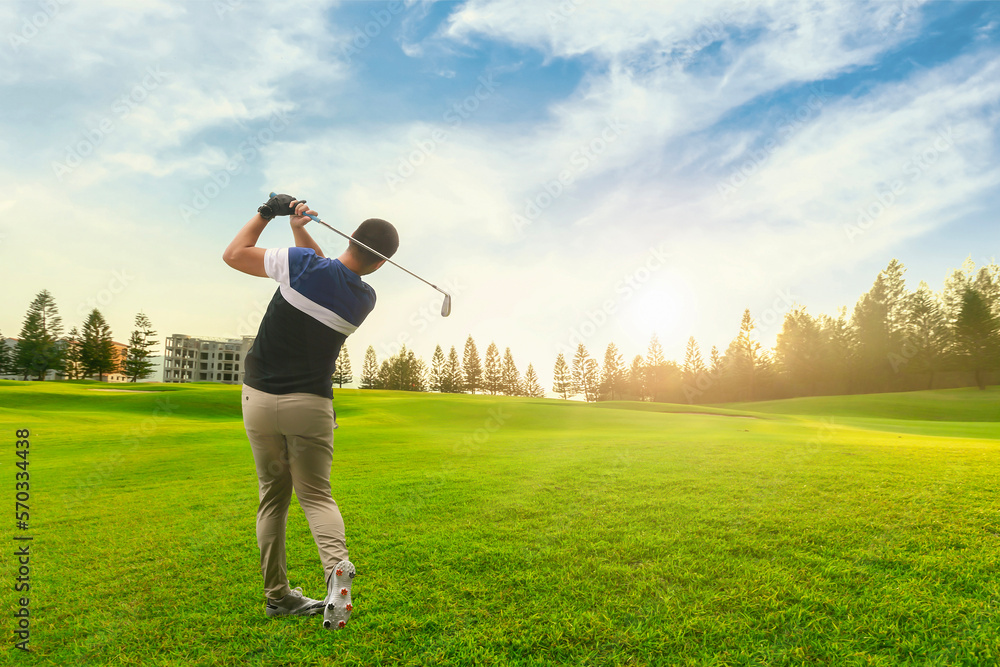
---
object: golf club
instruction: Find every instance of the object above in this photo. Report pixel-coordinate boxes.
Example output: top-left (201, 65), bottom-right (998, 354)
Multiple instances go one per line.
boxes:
top-left (270, 193), bottom-right (452, 317)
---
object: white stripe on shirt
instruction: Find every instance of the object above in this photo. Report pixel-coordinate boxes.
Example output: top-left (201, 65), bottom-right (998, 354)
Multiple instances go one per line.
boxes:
top-left (264, 247), bottom-right (288, 284)
top-left (278, 284), bottom-right (359, 336)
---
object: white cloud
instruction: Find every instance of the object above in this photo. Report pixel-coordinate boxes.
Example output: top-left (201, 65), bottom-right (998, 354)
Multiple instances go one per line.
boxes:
top-left (257, 0), bottom-right (1000, 380)
top-left (4, 1), bottom-right (344, 187)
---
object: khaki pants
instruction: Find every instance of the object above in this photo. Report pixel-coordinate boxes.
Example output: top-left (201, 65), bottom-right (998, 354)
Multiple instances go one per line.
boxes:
top-left (241, 384), bottom-right (348, 600)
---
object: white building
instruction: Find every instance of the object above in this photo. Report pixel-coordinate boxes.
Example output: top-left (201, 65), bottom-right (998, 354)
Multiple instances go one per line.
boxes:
top-left (162, 334), bottom-right (255, 384)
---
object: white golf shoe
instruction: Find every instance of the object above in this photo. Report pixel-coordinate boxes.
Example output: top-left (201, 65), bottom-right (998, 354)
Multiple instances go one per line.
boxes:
top-left (323, 560), bottom-right (355, 630)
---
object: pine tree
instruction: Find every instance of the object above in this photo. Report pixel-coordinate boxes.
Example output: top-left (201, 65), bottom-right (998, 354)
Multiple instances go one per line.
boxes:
top-left (62, 327), bottom-right (83, 380)
top-left (725, 309), bottom-right (765, 401)
top-left (332, 346), bottom-right (353, 388)
top-left (501, 347), bottom-right (521, 396)
top-left (645, 334), bottom-right (667, 401)
top-left (954, 286), bottom-right (999, 390)
top-left (482, 342), bottom-right (501, 395)
top-left (629, 354), bottom-right (646, 400)
top-left (123, 312), bottom-right (157, 382)
top-left (361, 346), bottom-right (380, 389)
top-left (900, 282), bottom-right (948, 387)
top-left (0, 330), bottom-right (10, 375)
top-left (582, 357), bottom-right (599, 402)
top-left (445, 346), bottom-right (463, 393)
top-left (882, 259), bottom-right (908, 341)
top-left (973, 263), bottom-right (1000, 320)
top-left (600, 342), bottom-right (625, 400)
top-left (398, 347), bottom-right (427, 391)
top-left (571, 344), bottom-right (598, 401)
top-left (409, 348), bottom-right (428, 391)
top-left (523, 363), bottom-right (544, 397)
top-left (940, 257), bottom-right (976, 326)
top-left (15, 289), bottom-right (65, 380)
top-left (775, 308), bottom-right (821, 394)
top-left (680, 337), bottom-right (707, 403)
top-left (852, 261), bottom-right (908, 392)
top-left (709, 346), bottom-right (722, 377)
top-left (682, 337), bottom-right (706, 383)
top-left (462, 335), bottom-right (482, 394)
top-left (378, 359), bottom-right (393, 389)
top-left (552, 353), bottom-right (573, 400)
top-left (430, 345), bottom-right (446, 392)
top-left (81, 309), bottom-right (117, 381)
top-left (818, 308), bottom-right (852, 395)
top-left (378, 345), bottom-right (427, 391)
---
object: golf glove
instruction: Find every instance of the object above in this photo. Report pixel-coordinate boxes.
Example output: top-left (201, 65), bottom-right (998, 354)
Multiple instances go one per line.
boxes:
top-left (258, 193), bottom-right (302, 220)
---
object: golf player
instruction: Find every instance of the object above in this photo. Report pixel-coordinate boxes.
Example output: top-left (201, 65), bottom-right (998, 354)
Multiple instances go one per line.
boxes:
top-left (223, 193), bottom-right (398, 629)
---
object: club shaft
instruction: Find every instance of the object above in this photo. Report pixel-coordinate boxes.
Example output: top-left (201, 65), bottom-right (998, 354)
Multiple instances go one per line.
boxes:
top-left (304, 214), bottom-right (446, 296)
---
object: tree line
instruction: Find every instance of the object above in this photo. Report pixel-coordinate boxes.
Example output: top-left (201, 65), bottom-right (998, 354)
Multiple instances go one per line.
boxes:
top-left (557, 257), bottom-right (1000, 403)
top-left (8, 256), bottom-right (995, 401)
top-left (350, 256), bottom-right (998, 403)
top-left (0, 290), bottom-right (158, 382)
top-left (356, 338), bottom-right (546, 397)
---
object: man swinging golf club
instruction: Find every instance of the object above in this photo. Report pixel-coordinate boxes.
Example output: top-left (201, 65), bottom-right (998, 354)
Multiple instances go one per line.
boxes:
top-left (223, 193), bottom-right (399, 630)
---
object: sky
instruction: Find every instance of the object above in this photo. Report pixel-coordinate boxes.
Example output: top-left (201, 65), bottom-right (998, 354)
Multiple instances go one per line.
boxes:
top-left (1, 0), bottom-right (999, 390)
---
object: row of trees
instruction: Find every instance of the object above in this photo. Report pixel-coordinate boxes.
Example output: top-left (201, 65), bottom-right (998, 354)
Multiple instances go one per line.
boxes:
top-left (552, 257), bottom-right (1000, 403)
top-left (10, 256), bottom-right (993, 402)
top-left (767, 258), bottom-right (998, 398)
top-left (357, 338), bottom-right (546, 397)
top-left (1, 290), bottom-right (158, 382)
top-left (343, 256), bottom-right (998, 403)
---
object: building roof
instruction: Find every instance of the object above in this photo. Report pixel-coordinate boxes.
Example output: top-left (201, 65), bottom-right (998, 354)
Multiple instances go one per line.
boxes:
top-left (167, 334), bottom-right (253, 344)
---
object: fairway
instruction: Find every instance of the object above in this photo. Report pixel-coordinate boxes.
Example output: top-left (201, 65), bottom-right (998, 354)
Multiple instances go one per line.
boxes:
top-left (1, 382), bottom-right (998, 666)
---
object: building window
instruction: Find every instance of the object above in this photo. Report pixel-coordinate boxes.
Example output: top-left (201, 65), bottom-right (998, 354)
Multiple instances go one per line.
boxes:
top-left (224, 373), bottom-right (232, 381)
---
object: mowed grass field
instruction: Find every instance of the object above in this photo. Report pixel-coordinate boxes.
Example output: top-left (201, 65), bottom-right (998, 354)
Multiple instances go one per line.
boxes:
top-left (1, 382), bottom-right (998, 666)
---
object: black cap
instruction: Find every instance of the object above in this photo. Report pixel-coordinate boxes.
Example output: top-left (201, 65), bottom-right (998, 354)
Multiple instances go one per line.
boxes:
top-left (351, 218), bottom-right (399, 259)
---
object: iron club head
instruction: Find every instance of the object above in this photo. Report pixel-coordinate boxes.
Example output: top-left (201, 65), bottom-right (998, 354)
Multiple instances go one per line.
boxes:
top-left (440, 293), bottom-right (452, 317)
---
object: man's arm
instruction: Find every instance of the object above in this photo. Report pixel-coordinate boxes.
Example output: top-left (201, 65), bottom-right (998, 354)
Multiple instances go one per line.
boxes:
top-left (291, 221), bottom-right (325, 258)
top-left (222, 213), bottom-right (269, 277)
top-left (223, 200), bottom-right (319, 276)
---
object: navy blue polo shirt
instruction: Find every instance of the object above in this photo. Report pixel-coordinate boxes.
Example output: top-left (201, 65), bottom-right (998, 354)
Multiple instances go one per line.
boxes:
top-left (243, 247), bottom-right (376, 399)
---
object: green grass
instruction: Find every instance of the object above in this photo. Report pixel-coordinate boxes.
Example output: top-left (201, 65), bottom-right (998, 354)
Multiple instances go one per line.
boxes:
top-left (1, 381), bottom-right (998, 666)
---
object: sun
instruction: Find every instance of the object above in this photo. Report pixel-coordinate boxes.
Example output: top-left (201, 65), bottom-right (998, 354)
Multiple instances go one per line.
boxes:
top-left (620, 280), bottom-right (694, 349)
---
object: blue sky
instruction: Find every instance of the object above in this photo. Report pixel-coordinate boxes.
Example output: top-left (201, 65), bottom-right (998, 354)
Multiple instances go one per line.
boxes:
top-left (1, 0), bottom-right (999, 389)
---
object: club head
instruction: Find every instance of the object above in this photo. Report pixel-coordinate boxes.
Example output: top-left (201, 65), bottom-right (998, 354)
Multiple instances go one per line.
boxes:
top-left (441, 294), bottom-right (452, 317)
